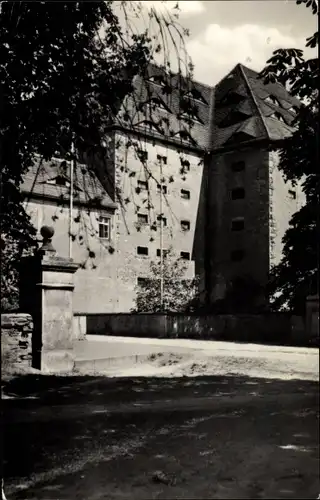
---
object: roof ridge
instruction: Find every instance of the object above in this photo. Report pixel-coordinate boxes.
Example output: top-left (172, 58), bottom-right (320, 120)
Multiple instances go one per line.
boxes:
top-left (213, 64), bottom-right (238, 89)
top-left (146, 62), bottom-right (213, 91)
top-left (238, 63), bottom-right (259, 76)
top-left (238, 64), bottom-right (270, 140)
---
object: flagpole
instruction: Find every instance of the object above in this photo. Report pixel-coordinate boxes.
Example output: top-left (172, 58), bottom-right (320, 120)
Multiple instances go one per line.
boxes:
top-left (205, 86), bottom-right (215, 307)
top-left (69, 140), bottom-right (75, 259)
top-left (160, 159), bottom-right (164, 310)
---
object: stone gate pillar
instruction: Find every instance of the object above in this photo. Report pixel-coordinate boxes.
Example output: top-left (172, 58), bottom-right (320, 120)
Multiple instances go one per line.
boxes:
top-left (20, 226), bottom-right (78, 372)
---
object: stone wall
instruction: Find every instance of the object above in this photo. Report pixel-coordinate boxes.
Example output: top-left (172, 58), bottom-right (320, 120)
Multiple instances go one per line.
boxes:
top-left (1, 313), bottom-right (33, 370)
top-left (80, 312), bottom-right (310, 347)
top-left (306, 295), bottom-right (319, 343)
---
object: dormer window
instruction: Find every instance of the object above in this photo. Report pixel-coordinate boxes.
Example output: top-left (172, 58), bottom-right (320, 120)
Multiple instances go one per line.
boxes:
top-left (270, 112), bottom-right (285, 123)
top-left (148, 97), bottom-right (170, 113)
top-left (289, 106), bottom-right (298, 115)
top-left (218, 110), bottom-right (249, 129)
top-left (46, 175), bottom-right (70, 188)
top-left (174, 130), bottom-right (197, 146)
top-left (139, 120), bottom-right (162, 134)
top-left (147, 74), bottom-right (166, 87)
top-left (216, 90), bottom-right (245, 108)
top-left (265, 95), bottom-right (281, 107)
top-left (53, 150), bottom-right (64, 159)
top-left (179, 111), bottom-right (203, 125)
top-left (184, 89), bottom-right (207, 104)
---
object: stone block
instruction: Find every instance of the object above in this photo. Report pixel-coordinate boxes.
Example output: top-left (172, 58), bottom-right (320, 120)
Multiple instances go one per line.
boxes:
top-left (1, 313), bottom-right (33, 370)
top-left (73, 315), bottom-right (87, 341)
top-left (41, 349), bottom-right (75, 373)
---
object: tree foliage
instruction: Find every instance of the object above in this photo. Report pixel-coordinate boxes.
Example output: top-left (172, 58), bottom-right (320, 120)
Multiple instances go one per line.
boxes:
top-left (132, 248), bottom-right (200, 313)
top-left (259, 0), bottom-right (319, 313)
top-left (0, 1), bottom-right (193, 310)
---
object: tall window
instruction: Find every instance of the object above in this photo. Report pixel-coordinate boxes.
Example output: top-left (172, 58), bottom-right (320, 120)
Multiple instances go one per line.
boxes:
top-left (99, 216), bottom-right (111, 240)
top-left (288, 189), bottom-right (296, 200)
top-left (157, 215), bottom-right (167, 226)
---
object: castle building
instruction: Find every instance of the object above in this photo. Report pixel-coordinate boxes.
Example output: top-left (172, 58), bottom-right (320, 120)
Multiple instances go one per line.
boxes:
top-left (21, 63), bottom-right (304, 313)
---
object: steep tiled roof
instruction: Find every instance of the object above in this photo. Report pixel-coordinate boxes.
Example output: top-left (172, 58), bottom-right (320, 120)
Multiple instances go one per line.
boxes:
top-left (21, 157), bottom-right (117, 209)
top-left (116, 64), bottom-right (212, 150)
top-left (209, 63), bottom-right (300, 149)
top-left (115, 62), bottom-right (300, 152)
top-left (21, 62), bottom-right (300, 201)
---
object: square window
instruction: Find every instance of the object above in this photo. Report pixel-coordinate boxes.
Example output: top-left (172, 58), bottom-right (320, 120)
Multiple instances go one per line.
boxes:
top-left (231, 249), bottom-right (245, 262)
top-left (99, 216), bottom-right (111, 240)
top-left (181, 189), bottom-right (190, 200)
top-left (231, 161), bottom-right (245, 172)
top-left (181, 220), bottom-right (190, 231)
top-left (180, 251), bottom-right (190, 260)
top-left (231, 188), bottom-right (245, 200)
top-left (157, 184), bottom-right (167, 194)
top-left (137, 246), bottom-right (148, 256)
top-left (157, 249), bottom-right (168, 258)
top-left (180, 159), bottom-right (190, 172)
top-left (288, 189), bottom-right (296, 200)
top-left (157, 154), bottom-right (167, 165)
top-left (137, 213), bottom-right (148, 224)
top-left (157, 215), bottom-right (167, 226)
top-left (137, 150), bottom-right (148, 163)
top-left (231, 218), bottom-right (244, 231)
top-left (137, 180), bottom-right (148, 190)
top-left (137, 277), bottom-right (147, 286)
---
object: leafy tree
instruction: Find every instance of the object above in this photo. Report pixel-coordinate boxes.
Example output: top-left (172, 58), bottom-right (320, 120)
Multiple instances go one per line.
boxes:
top-left (0, 1), bottom-right (192, 310)
top-left (132, 248), bottom-right (200, 313)
top-left (259, 0), bottom-right (319, 313)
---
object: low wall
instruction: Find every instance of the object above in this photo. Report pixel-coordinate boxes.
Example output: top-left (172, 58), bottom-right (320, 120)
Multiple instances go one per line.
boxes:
top-left (1, 313), bottom-right (33, 370)
top-left (75, 312), bottom-right (311, 347)
top-left (306, 295), bottom-right (319, 342)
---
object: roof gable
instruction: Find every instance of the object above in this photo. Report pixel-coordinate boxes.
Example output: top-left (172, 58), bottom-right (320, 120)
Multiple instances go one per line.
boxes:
top-left (21, 157), bottom-right (116, 209)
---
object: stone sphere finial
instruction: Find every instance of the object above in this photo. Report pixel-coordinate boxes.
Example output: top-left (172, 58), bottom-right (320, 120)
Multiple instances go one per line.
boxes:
top-left (39, 225), bottom-right (56, 254)
top-left (41, 225), bottom-right (55, 239)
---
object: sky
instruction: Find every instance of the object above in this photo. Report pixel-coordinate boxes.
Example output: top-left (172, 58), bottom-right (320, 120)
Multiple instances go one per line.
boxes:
top-left (137, 0), bottom-right (317, 85)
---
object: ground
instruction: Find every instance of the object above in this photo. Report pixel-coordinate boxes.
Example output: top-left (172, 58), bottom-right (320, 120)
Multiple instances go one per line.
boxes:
top-left (2, 338), bottom-right (319, 499)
